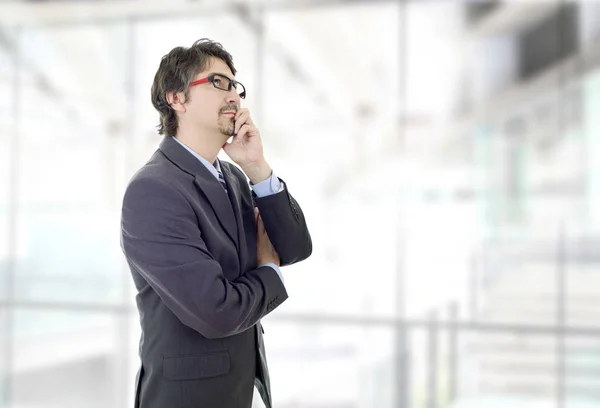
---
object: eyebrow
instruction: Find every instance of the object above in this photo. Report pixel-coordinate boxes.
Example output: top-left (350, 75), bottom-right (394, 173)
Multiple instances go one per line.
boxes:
top-left (210, 72), bottom-right (236, 80)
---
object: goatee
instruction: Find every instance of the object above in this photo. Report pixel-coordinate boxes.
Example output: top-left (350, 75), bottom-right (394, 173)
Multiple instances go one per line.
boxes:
top-left (218, 116), bottom-right (235, 136)
top-left (218, 104), bottom-right (238, 136)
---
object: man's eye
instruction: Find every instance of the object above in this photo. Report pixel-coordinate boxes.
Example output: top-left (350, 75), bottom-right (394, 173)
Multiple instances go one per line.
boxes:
top-left (213, 78), bottom-right (222, 86)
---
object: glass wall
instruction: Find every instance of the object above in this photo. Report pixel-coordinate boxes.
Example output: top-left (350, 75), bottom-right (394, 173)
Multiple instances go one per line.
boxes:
top-left (0, 1), bottom-right (600, 408)
top-left (0, 25), bottom-right (16, 408)
top-left (1, 22), bottom-right (133, 408)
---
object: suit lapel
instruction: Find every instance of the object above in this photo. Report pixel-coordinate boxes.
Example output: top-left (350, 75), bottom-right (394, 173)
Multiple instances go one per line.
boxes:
top-left (220, 163), bottom-right (245, 243)
top-left (193, 175), bottom-right (239, 250)
top-left (158, 136), bottom-right (239, 250)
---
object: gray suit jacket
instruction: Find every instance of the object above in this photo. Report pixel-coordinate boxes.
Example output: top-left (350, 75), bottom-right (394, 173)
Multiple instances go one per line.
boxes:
top-left (121, 136), bottom-right (312, 408)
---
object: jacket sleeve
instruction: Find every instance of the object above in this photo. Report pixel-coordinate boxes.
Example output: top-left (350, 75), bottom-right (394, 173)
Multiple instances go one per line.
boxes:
top-left (121, 176), bottom-right (287, 339)
top-left (252, 178), bottom-right (313, 267)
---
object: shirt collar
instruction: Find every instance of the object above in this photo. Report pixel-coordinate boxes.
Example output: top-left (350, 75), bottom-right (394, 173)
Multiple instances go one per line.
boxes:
top-left (172, 136), bottom-right (221, 180)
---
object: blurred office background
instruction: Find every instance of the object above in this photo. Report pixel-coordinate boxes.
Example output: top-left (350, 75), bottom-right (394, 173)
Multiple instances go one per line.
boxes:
top-left (2, 0), bottom-right (600, 407)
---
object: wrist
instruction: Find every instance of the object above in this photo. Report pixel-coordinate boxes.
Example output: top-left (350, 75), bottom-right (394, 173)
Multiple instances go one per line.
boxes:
top-left (242, 160), bottom-right (272, 184)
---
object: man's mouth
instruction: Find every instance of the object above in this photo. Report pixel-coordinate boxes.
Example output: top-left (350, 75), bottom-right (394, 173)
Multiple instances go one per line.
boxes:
top-left (220, 105), bottom-right (238, 116)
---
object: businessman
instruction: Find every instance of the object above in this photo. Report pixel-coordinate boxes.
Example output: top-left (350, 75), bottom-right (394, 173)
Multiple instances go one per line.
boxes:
top-left (120, 38), bottom-right (312, 408)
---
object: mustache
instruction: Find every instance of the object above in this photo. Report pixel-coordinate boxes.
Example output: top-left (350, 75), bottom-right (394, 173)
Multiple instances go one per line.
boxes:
top-left (219, 105), bottom-right (239, 114)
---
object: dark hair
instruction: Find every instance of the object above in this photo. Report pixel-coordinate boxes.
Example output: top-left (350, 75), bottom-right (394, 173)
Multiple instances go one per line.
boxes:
top-left (150, 38), bottom-right (237, 136)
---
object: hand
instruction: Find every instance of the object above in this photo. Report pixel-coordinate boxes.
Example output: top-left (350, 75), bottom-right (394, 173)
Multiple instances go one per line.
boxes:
top-left (222, 108), bottom-right (264, 168)
top-left (255, 208), bottom-right (280, 267)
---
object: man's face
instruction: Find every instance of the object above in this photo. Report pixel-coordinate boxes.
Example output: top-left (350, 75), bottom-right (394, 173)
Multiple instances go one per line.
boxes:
top-left (184, 57), bottom-right (241, 139)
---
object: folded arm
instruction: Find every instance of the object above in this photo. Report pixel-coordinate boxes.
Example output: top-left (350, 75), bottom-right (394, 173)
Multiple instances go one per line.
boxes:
top-left (121, 176), bottom-right (287, 339)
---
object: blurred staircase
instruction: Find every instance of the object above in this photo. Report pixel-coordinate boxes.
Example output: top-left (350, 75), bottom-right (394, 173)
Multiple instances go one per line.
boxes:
top-left (469, 242), bottom-right (600, 402)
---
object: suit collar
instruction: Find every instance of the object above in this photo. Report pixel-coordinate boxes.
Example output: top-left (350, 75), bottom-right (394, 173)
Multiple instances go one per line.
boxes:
top-left (159, 136), bottom-right (215, 179)
top-left (159, 136), bottom-right (240, 251)
top-left (169, 135), bottom-right (224, 181)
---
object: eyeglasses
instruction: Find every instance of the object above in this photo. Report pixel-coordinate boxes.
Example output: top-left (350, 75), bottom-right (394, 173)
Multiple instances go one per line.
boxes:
top-left (189, 73), bottom-right (246, 99)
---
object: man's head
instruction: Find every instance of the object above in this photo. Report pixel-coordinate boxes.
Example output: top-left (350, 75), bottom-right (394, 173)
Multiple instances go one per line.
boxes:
top-left (151, 39), bottom-right (243, 139)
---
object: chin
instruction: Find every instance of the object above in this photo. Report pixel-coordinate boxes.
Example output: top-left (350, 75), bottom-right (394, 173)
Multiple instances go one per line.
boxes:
top-left (217, 120), bottom-right (234, 135)
top-left (218, 123), bottom-right (234, 135)
top-left (218, 127), bottom-right (233, 138)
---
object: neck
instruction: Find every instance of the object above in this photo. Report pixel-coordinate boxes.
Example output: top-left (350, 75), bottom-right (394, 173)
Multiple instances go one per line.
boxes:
top-left (175, 126), bottom-right (227, 164)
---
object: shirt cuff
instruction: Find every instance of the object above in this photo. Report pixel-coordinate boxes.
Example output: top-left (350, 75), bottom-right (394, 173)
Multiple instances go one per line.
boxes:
top-left (251, 172), bottom-right (284, 197)
top-left (261, 262), bottom-right (284, 285)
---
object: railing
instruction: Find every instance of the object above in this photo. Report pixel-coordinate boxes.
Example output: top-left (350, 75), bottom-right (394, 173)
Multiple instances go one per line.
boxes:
top-left (2, 298), bottom-right (600, 408)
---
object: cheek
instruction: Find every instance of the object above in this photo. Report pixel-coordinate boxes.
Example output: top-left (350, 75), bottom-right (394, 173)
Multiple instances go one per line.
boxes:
top-left (192, 102), bottom-right (216, 122)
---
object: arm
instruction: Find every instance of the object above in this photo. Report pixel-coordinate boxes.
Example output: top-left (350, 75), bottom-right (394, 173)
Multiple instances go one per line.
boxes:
top-left (253, 180), bottom-right (312, 267)
top-left (221, 107), bottom-right (312, 266)
top-left (121, 176), bottom-right (287, 339)
top-left (230, 163), bottom-right (312, 267)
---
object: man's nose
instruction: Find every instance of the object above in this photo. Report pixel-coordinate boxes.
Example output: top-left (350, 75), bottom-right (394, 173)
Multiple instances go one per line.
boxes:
top-left (226, 88), bottom-right (240, 105)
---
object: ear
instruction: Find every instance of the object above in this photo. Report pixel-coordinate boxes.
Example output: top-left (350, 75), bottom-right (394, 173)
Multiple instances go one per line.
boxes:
top-left (166, 91), bottom-right (187, 113)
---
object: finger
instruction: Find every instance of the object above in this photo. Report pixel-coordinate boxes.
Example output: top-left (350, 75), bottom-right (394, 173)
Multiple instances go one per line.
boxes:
top-left (234, 108), bottom-right (249, 122)
top-left (234, 112), bottom-right (250, 134)
top-left (257, 214), bottom-right (265, 235)
top-left (254, 207), bottom-right (259, 221)
top-left (236, 124), bottom-right (251, 140)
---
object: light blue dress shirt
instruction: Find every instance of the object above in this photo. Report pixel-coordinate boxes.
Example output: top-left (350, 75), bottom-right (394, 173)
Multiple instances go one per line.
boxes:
top-left (172, 137), bottom-right (285, 284)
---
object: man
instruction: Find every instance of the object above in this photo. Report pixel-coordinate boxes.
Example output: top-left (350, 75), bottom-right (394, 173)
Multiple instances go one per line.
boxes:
top-left (120, 38), bottom-right (312, 408)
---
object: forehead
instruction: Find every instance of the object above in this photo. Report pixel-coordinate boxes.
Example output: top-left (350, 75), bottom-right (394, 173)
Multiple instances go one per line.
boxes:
top-left (195, 57), bottom-right (235, 79)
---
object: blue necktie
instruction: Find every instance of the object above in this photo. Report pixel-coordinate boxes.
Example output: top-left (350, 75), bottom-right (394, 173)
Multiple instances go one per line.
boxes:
top-left (217, 170), bottom-right (227, 192)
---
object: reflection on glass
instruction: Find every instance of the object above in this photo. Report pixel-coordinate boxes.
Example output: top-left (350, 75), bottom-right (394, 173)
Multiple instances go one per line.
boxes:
top-left (14, 210), bottom-right (122, 304)
top-left (266, 323), bottom-right (396, 407)
top-left (0, 44), bottom-right (12, 303)
top-left (10, 310), bottom-right (126, 408)
top-left (0, 308), bottom-right (8, 407)
top-left (10, 24), bottom-right (129, 306)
